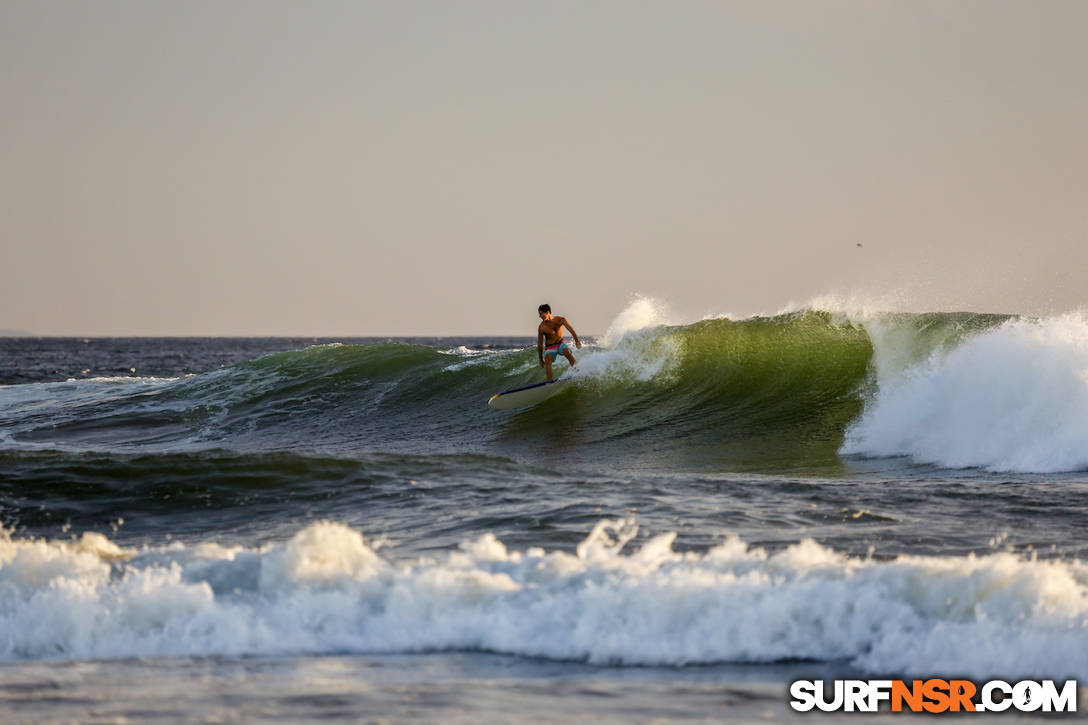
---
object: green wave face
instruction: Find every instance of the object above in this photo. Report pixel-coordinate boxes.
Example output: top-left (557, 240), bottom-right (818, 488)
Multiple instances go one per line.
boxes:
top-left (516, 311), bottom-right (876, 472)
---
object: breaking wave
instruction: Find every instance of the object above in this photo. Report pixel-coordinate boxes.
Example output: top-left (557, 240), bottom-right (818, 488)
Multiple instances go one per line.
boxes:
top-left (4, 299), bottom-right (1088, 472)
top-left (1, 519), bottom-right (1085, 678)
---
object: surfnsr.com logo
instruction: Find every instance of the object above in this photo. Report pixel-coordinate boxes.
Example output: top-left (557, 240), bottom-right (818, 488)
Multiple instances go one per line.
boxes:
top-left (789, 679), bottom-right (1078, 713)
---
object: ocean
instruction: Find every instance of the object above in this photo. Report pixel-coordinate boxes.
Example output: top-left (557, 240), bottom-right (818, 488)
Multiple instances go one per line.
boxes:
top-left (3, 303), bottom-right (1088, 723)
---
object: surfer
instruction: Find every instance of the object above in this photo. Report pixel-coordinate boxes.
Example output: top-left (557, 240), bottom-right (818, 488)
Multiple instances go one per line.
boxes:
top-left (537, 304), bottom-right (582, 381)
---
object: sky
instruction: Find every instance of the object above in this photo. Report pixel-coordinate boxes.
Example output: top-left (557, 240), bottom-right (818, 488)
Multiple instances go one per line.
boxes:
top-left (2, 0), bottom-right (1086, 336)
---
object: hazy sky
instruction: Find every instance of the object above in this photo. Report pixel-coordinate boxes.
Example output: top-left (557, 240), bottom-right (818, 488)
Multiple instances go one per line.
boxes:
top-left (2, 1), bottom-right (1086, 335)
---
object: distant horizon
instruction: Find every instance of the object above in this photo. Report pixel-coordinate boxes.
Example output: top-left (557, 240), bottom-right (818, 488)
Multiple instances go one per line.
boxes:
top-left (0, 299), bottom-right (1043, 340)
top-left (0, 332), bottom-right (542, 339)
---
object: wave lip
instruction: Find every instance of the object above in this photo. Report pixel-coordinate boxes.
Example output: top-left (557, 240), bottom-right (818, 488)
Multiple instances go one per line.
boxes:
top-left (844, 312), bottom-right (1088, 472)
top-left (2, 520), bottom-right (1086, 678)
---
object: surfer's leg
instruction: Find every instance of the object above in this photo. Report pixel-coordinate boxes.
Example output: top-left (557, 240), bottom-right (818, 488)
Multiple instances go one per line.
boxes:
top-left (562, 348), bottom-right (576, 367)
top-left (543, 356), bottom-right (554, 381)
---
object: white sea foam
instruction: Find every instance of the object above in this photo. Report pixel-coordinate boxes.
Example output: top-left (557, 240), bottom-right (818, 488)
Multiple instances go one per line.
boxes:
top-left (438, 346), bottom-right (507, 357)
top-left (0, 376), bottom-right (180, 416)
top-left (1, 521), bottom-right (1086, 677)
top-left (570, 297), bottom-right (679, 386)
top-left (844, 312), bottom-right (1088, 472)
top-left (440, 346), bottom-right (521, 373)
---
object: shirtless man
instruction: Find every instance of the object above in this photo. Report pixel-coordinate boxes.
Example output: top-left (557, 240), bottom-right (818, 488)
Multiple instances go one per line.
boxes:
top-left (537, 303), bottom-right (582, 381)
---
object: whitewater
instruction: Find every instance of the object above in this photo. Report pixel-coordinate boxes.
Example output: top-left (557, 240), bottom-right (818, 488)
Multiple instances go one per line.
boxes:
top-left (3, 299), bottom-right (1088, 722)
top-left (4, 520), bottom-right (1088, 678)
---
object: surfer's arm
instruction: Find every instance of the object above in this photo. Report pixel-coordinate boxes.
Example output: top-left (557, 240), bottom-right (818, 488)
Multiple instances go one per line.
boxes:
top-left (561, 318), bottom-right (582, 348)
top-left (537, 330), bottom-right (545, 364)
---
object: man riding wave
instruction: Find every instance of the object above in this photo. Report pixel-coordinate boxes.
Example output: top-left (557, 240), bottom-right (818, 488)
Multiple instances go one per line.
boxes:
top-left (537, 303), bottom-right (582, 381)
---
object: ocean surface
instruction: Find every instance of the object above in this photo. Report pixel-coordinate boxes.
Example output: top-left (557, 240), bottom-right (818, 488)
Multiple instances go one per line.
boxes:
top-left (3, 302), bottom-right (1088, 722)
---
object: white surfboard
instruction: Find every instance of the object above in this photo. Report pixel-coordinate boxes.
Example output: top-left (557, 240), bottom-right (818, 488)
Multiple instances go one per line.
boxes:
top-left (487, 378), bottom-right (571, 410)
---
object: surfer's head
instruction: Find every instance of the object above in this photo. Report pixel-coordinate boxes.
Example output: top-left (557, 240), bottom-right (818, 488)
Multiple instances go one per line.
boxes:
top-left (538, 303), bottom-right (551, 318)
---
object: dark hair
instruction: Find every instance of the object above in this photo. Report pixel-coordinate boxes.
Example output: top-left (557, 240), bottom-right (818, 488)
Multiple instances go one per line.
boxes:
top-left (538, 303), bottom-right (551, 313)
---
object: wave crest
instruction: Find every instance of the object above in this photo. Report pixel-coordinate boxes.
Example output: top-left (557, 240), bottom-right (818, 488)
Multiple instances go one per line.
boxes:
top-left (844, 312), bottom-right (1088, 472)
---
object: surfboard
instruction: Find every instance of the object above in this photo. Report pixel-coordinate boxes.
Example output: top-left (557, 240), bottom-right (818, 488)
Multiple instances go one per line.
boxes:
top-left (487, 378), bottom-right (571, 410)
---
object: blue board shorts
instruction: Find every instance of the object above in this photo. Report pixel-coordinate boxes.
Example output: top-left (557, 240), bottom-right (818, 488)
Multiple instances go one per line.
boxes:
top-left (543, 340), bottom-right (570, 360)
